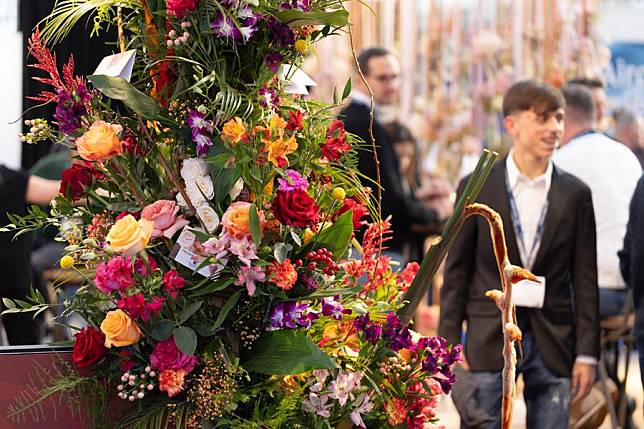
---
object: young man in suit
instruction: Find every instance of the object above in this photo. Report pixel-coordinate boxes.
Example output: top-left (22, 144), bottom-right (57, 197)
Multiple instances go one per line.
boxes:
top-left (439, 80), bottom-right (599, 428)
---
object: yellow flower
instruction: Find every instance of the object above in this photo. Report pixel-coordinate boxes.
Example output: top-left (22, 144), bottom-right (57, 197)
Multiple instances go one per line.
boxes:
top-left (100, 309), bottom-right (141, 348)
top-left (263, 179), bottom-right (275, 197)
top-left (221, 117), bottom-right (247, 146)
top-left (294, 39), bottom-right (309, 54)
top-left (331, 187), bottom-right (346, 200)
top-left (253, 113), bottom-right (287, 139)
top-left (264, 134), bottom-right (298, 167)
top-left (59, 255), bottom-right (74, 269)
top-left (76, 120), bottom-right (123, 162)
top-left (302, 228), bottom-right (315, 244)
top-left (106, 215), bottom-right (154, 256)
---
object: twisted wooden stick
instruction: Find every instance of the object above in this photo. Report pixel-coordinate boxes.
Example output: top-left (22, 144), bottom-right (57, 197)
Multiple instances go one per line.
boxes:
top-left (464, 203), bottom-right (538, 429)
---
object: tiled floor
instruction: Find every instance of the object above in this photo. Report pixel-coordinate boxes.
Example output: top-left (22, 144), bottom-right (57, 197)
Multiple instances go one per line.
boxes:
top-left (435, 353), bottom-right (643, 429)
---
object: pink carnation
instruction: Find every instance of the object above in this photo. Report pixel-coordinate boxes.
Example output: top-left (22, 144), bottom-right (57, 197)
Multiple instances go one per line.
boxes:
top-left (167, 0), bottom-right (199, 18)
top-left (141, 200), bottom-right (190, 239)
top-left (150, 338), bottom-right (198, 373)
top-left (94, 256), bottom-right (134, 294)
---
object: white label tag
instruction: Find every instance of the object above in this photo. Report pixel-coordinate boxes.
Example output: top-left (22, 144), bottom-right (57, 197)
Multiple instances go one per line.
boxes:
top-left (512, 276), bottom-right (546, 308)
top-left (170, 227), bottom-right (226, 277)
top-left (278, 64), bottom-right (317, 95)
top-left (93, 50), bottom-right (137, 82)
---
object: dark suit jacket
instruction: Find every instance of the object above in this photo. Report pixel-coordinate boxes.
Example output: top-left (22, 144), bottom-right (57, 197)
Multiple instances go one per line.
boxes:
top-left (438, 159), bottom-right (600, 377)
top-left (338, 101), bottom-right (437, 253)
top-left (619, 175), bottom-right (644, 336)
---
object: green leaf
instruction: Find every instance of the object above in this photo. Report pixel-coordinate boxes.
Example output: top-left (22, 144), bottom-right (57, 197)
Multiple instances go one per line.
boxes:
top-left (177, 301), bottom-right (203, 324)
top-left (276, 9), bottom-right (349, 27)
top-left (311, 210), bottom-right (354, 260)
top-left (342, 77), bottom-right (352, 100)
top-left (273, 243), bottom-right (292, 264)
top-left (209, 164), bottom-right (241, 205)
top-left (189, 278), bottom-right (235, 297)
top-left (290, 229), bottom-right (302, 246)
top-left (88, 75), bottom-right (160, 119)
top-left (211, 290), bottom-right (241, 332)
top-left (151, 319), bottom-right (175, 341)
top-left (242, 330), bottom-right (334, 375)
top-left (249, 204), bottom-right (262, 245)
top-left (173, 326), bottom-right (198, 355)
top-left (2, 298), bottom-right (15, 309)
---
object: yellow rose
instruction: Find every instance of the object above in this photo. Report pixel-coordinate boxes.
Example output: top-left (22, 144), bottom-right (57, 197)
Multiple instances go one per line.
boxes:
top-left (76, 120), bottom-right (124, 162)
top-left (221, 117), bottom-right (247, 146)
top-left (100, 309), bottom-right (141, 348)
top-left (106, 215), bottom-right (154, 256)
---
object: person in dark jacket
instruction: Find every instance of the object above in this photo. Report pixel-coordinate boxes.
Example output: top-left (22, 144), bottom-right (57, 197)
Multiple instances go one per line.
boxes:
top-left (338, 47), bottom-right (448, 263)
top-left (619, 174), bottom-right (644, 388)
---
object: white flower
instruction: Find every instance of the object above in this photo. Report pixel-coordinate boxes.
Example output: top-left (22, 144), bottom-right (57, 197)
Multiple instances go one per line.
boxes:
top-left (176, 192), bottom-right (188, 208)
top-left (229, 177), bottom-right (244, 200)
top-left (350, 393), bottom-right (373, 429)
top-left (180, 158), bottom-right (208, 181)
top-left (192, 175), bottom-right (215, 200)
top-left (196, 204), bottom-right (220, 233)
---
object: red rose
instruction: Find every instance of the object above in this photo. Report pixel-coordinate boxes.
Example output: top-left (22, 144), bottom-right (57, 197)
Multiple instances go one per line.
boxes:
top-left (321, 119), bottom-right (351, 162)
top-left (167, 0), bottom-right (199, 18)
top-left (335, 198), bottom-right (368, 229)
top-left (118, 350), bottom-right (137, 372)
top-left (60, 162), bottom-right (102, 201)
top-left (72, 327), bottom-right (107, 370)
top-left (272, 189), bottom-right (320, 228)
top-left (121, 132), bottom-right (144, 156)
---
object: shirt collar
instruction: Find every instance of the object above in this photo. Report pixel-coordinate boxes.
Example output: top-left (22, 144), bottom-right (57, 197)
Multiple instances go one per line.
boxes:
top-left (350, 90), bottom-right (373, 108)
top-left (506, 150), bottom-right (553, 191)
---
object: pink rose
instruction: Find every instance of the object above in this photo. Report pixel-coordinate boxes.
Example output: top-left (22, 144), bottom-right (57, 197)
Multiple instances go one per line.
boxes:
top-left (94, 256), bottom-right (134, 294)
top-left (150, 337), bottom-right (198, 373)
top-left (167, 0), bottom-right (199, 18)
top-left (141, 200), bottom-right (190, 239)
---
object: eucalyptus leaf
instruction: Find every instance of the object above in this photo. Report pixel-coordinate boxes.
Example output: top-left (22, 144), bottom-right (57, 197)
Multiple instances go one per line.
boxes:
top-left (151, 319), bottom-right (175, 341)
top-left (177, 301), bottom-right (203, 324)
top-left (173, 326), bottom-right (198, 355)
top-left (242, 330), bottom-right (334, 375)
top-left (273, 243), bottom-right (292, 264)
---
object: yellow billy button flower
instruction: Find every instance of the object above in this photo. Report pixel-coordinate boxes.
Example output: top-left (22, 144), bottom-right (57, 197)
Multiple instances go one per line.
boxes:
top-left (106, 215), bottom-right (154, 256)
top-left (294, 39), bottom-right (309, 54)
top-left (59, 255), bottom-right (74, 270)
top-left (331, 187), bottom-right (346, 201)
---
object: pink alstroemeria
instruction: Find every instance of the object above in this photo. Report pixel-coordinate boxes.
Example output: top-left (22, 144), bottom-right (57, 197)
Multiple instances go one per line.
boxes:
top-left (349, 393), bottom-right (374, 429)
top-left (328, 371), bottom-right (362, 406)
top-left (235, 265), bottom-right (265, 296)
top-left (228, 234), bottom-right (258, 266)
top-left (302, 393), bottom-right (332, 418)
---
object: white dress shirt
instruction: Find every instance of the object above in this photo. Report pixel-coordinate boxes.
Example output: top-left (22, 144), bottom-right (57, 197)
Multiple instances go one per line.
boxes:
top-left (506, 153), bottom-right (596, 366)
top-left (553, 131), bottom-right (642, 289)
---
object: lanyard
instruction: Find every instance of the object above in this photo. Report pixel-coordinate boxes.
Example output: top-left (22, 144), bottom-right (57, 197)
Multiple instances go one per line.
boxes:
top-left (505, 172), bottom-right (548, 271)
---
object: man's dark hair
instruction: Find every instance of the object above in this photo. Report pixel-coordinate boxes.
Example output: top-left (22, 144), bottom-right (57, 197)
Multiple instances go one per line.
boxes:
top-left (384, 121), bottom-right (414, 144)
top-left (356, 47), bottom-right (392, 77)
top-left (561, 84), bottom-right (595, 124)
top-left (502, 80), bottom-right (565, 117)
top-left (567, 77), bottom-right (604, 89)
top-left (613, 107), bottom-right (638, 129)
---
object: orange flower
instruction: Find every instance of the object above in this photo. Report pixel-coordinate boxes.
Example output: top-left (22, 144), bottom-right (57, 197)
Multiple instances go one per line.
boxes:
top-left (253, 113), bottom-right (287, 138)
top-left (76, 120), bottom-right (123, 162)
top-left (100, 309), bottom-right (141, 348)
top-left (386, 398), bottom-right (408, 426)
top-left (267, 258), bottom-right (297, 290)
top-left (221, 117), bottom-right (248, 146)
top-left (158, 368), bottom-right (187, 397)
top-left (263, 134), bottom-right (298, 167)
top-left (221, 201), bottom-right (265, 238)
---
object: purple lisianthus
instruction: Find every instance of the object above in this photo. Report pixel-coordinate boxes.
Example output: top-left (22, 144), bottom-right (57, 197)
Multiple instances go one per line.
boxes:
top-left (54, 85), bottom-right (91, 135)
top-left (278, 169), bottom-right (308, 191)
top-left (265, 51), bottom-right (283, 73)
top-left (353, 313), bottom-right (382, 344)
top-left (259, 86), bottom-right (279, 108)
top-left (382, 313), bottom-right (413, 351)
top-left (267, 17), bottom-right (295, 48)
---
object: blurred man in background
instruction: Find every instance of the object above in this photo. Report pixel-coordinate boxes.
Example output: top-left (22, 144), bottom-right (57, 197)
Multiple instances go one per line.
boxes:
top-left (612, 107), bottom-right (644, 167)
top-left (568, 78), bottom-right (608, 129)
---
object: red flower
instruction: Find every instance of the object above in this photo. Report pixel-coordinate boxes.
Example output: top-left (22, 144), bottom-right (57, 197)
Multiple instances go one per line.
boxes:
top-left (335, 198), bottom-right (368, 229)
top-left (163, 269), bottom-right (186, 298)
top-left (118, 350), bottom-right (137, 372)
top-left (121, 132), bottom-right (144, 156)
top-left (166, 0), bottom-right (199, 18)
top-left (272, 189), bottom-right (319, 228)
top-left (286, 110), bottom-right (304, 131)
top-left (60, 162), bottom-right (102, 201)
top-left (321, 119), bottom-right (351, 161)
top-left (72, 327), bottom-right (107, 370)
top-left (117, 293), bottom-right (166, 321)
top-left (134, 255), bottom-right (157, 276)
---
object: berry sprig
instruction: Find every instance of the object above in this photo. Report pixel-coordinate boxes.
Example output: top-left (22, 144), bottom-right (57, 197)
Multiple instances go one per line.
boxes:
top-left (117, 366), bottom-right (157, 401)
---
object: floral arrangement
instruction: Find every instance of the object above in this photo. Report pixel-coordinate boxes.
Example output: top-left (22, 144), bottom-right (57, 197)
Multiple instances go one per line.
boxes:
top-left (3, 1), bottom-right (466, 428)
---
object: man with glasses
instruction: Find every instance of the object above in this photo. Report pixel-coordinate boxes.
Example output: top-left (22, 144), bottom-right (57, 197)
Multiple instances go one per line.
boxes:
top-left (339, 47), bottom-right (444, 263)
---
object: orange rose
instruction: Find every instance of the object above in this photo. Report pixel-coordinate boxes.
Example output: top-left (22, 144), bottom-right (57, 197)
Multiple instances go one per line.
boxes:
top-left (221, 201), bottom-right (265, 238)
top-left (221, 117), bottom-right (248, 146)
top-left (106, 215), bottom-right (154, 256)
top-left (100, 309), bottom-right (141, 348)
top-left (76, 120), bottom-right (124, 162)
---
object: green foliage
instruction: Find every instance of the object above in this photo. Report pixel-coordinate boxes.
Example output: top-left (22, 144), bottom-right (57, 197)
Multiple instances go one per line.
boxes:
top-left (88, 75), bottom-right (161, 119)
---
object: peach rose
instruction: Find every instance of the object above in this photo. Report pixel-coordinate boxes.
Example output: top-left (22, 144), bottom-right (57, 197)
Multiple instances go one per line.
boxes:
top-left (100, 309), bottom-right (141, 348)
top-left (106, 215), bottom-right (154, 255)
top-left (221, 201), bottom-right (265, 238)
top-left (76, 120), bottom-right (124, 162)
top-left (141, 200), bottom-right (190, 238)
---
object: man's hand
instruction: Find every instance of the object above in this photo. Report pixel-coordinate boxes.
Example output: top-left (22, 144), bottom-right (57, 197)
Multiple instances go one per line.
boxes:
top-left (571, 362), bottom-right (595, 403)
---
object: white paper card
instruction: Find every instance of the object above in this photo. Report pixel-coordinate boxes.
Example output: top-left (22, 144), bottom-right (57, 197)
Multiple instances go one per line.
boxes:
top-left (170, 227), bottom-right (226, 277)
top-left (513, 276), bottom-right (546, 308)
top-left (93, 50), bottom-right (137, 82)
top-left (279, 64), bottom-right (317, 95)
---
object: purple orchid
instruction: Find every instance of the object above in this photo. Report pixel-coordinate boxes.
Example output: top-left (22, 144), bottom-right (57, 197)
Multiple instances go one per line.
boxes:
top-left (187, 109), bottom-right (214, 133)
top-left (211, 13), bottom-right (242, 41)
top-left (268, 301), bottom-right (318, 330)
top-left (321, 297), bottom-right (351, 320)
top-left (265, 51), bottom-right (283, 73)
top-left (193, 131), bottom-right (213, 156)
top-left (267, 17), bottom-right (295, 48)
top-left (259, 86), bottom-right (279, 108)
top-left (277, 169), bottom-right (308, 191)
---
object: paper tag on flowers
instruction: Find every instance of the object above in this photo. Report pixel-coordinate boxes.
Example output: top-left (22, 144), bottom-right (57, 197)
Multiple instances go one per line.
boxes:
top-left (170, 227), bottom-right (226, 277)
top-left (93, 50), bottom-right (137, 82)
top-left (278, 64), bottom-right (317, 95)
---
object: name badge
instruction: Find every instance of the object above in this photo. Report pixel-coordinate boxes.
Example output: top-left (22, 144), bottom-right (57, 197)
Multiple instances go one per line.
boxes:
top-left (512, 276), bottom-right (546, 308)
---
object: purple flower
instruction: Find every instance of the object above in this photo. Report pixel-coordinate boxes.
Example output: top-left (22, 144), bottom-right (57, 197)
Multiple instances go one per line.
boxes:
top-left (265, 51), bottom-right (283, 73)
top-left (321, 297), bottom-right (351, 321)
top-left (267, 17), bottom-right (295, 48)
top-left (278, 169), bottom-right (308, 191)
top-left (280, 0), bottom-right (311, 11)
top-left (364, 323), bottom-right (382, 344)
top-left (211, 13), bottom-right (241, 41)
top-left (259, 86), bottom-right (279, 108)
top-left (54, 85), bottom-right (91, 135)
top-left (193, 131), bottom-right (213, 156)
top-left (382, 313), bottom-right (413, 351)
top-left (187, 109), bottom-right (213, 133)
top-left (268, 301), bottom-right (317, 330)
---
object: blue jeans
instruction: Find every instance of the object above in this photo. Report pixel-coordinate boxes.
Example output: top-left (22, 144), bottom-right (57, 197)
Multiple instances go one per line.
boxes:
top-left (462, 332), bottom-right (571, 429)
top-left (599, 288), bottom-right (627, 318)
